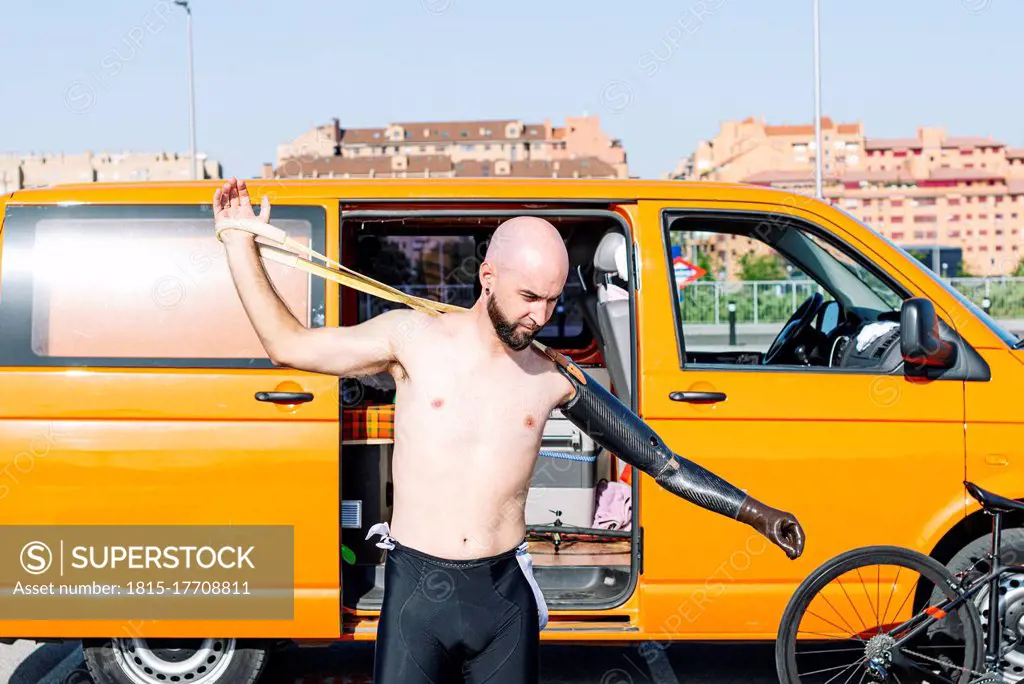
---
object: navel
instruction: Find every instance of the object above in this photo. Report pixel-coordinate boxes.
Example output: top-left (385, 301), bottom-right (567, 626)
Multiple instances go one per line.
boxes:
top-left (431, 398), bottom-right (444, 409)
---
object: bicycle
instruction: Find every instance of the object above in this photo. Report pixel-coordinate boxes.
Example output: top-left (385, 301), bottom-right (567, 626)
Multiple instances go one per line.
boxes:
top-left (776, 481), bottom-right (1024, 683)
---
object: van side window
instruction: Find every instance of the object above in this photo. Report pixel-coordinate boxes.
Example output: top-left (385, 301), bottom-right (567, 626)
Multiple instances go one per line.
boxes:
top-left (0, 204), bottom-right (326, 368)
top-left (664, 211), bottom-right (910, 373)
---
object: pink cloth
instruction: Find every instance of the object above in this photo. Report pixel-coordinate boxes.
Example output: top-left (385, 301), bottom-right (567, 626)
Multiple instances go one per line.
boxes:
top-left (593, 479), bottom-right (631, 530)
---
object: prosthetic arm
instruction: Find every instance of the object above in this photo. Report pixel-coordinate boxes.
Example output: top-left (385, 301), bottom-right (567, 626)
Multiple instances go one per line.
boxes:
top-left (540, 346), bottom-right (805, 560)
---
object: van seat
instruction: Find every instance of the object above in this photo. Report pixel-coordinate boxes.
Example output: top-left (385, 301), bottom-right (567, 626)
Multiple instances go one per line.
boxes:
top-left (592, 231), bottom-right (633, 404)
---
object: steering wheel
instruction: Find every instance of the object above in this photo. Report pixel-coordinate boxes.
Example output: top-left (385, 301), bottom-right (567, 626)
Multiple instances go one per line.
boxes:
top-left (763, 292), bottom-right (825, 365)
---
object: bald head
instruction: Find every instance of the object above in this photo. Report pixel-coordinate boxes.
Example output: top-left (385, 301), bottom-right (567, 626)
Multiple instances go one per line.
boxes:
top-left (479, 216), bottom-right (570, 351)
top-left (484, 216), bottom-right (568, 271)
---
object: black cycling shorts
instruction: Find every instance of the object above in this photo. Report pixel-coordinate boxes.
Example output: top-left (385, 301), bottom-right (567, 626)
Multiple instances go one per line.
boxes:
top-left (369, 524), bottom-right (547, 684)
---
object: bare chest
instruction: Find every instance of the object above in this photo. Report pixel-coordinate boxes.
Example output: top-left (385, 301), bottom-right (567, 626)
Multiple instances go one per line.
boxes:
top-left (397, 345), bottom-right (557, 445)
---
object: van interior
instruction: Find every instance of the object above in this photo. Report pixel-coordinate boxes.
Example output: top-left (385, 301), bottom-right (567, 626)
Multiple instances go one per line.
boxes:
top-left (335, 208), bottom-right (639, 615)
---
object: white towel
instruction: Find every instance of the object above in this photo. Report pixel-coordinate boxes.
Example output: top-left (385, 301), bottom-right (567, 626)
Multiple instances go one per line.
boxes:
top-left (855, 321), bottom-right (899, 352)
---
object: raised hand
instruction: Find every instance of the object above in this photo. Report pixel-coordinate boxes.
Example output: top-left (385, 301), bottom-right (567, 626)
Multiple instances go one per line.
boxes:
top-left (213, 177), bottom-right (271, 243)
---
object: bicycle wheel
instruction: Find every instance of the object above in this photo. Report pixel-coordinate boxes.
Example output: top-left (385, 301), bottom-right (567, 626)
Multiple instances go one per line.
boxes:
top-left (776, 545), bottom-right (984, 684)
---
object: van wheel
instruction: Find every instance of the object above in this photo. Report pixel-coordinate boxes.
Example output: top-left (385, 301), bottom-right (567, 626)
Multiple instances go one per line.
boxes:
top-left (83, 638), bottom-right (267, 684)
top-left (930, 528), bottom-right (1024, 683)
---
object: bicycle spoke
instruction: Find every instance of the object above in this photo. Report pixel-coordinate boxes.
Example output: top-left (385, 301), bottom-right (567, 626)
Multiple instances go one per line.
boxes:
top-left (885, 577), bottom-right (918, 635)
top-left (799, 629), bottom-right (868, 641)
top-left (876, 565), bottom-right (880, 635)
top-left (836, 657), bottom-right (868, 684)
top-left (856, 567), bottom-right (881, 628)
top-left (880, 565), bottom-right (902, 628)
top-left (795, 645), bottom-right (866, 655)
top-left (818, 592), bottom-right (868, 642)
top-left (837, 577), bottom-right (871, 634)
top-left (805, 608), bottom-right (868, 643)
top-left (800, 655), bottom-right (868, 684)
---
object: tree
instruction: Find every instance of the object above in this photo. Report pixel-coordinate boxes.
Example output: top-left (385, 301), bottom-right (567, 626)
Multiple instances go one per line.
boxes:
top-left (738, 251), bottom-right (787, 281)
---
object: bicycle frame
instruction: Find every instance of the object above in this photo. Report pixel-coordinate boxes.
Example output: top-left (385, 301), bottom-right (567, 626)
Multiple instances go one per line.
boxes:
top-left (892, 508), bottom-right (1024, 679)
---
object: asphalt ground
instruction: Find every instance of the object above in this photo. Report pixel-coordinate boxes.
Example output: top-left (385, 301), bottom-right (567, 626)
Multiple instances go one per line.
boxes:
top-left (0, 640), bottom-right (781, 683)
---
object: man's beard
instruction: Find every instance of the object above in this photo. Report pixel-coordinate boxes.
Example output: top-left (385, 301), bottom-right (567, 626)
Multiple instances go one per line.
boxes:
top-left (487, 293), bottom-right (537, 351)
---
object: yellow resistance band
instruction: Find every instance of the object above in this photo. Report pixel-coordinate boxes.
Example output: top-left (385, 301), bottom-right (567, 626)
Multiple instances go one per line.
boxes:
top-left (215, 217), bottom-right (464, 316)
top-left (213, 217), bottom-right (573, 368)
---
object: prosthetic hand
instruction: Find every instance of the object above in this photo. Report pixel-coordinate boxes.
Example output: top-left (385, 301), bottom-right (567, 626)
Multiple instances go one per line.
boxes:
top-left (541, 346), bottom-right (805, 560)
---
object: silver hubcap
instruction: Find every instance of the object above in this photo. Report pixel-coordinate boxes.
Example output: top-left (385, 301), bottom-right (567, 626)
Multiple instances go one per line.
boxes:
top-left (977, 572), bottom-right (1024, 682)
top-left (111, 638), bottom-right (235, 683)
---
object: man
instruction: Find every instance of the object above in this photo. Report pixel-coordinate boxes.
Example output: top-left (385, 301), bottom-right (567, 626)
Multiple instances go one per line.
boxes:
top-left (214, 178), bottom-right (805, 684)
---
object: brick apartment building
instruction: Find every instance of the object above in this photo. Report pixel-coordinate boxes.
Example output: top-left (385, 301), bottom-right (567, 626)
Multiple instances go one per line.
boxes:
top-left (0, 151), bottom-right (221, 192)
top-left (264, 115), bottom-right (629, 181)
top-left (669, 117), bottom-right (1024, 276)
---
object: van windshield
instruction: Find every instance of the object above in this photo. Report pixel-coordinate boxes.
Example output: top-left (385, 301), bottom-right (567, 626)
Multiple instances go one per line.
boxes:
top-left (834, 207), bottom-right (1022, 349)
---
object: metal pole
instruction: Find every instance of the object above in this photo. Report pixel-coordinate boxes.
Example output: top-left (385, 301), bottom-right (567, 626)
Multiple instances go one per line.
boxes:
top-left (177, 1), bottom-right (197, 180)
top-left (813, 0), bottom-right (823, 199)
top-left (728, 302), bottom-right (737, 346)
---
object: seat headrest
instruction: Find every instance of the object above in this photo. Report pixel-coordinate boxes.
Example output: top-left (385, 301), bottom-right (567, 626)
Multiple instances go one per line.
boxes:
top-left (594, 231), bottom-right (628, 281)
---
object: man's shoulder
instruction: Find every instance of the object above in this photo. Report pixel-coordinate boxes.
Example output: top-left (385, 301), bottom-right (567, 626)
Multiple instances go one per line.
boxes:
top-left (530, 343), bottom-right (587, 385)
top-left (528, 343), bottom-right (586, 409)
top-left (368, 307), bottom-right (440, 338)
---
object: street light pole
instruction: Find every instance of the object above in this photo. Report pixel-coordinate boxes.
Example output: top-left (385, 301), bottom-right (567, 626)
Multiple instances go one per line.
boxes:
top-left (813, 0), bottom-right (823, 199)
top-left (175, 0), bottom-right (197, 180)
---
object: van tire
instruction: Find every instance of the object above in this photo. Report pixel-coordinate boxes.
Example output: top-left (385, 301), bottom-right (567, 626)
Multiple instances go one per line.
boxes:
top-left (83, 638), bottom-right (267, 684)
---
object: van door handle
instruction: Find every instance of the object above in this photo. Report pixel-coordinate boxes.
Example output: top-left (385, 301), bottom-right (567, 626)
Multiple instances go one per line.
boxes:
top-left (669, 391), bottom-right (726, 404)
top-left (255, 391), bottom-right (314, 404)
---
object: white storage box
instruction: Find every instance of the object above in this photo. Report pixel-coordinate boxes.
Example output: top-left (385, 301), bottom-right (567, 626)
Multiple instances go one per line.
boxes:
top-left (526, 409), bottom-right (599, 528)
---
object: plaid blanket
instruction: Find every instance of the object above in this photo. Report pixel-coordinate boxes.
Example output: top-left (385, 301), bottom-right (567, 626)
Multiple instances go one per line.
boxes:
top-left (342, 404), bottom-right (395, 441)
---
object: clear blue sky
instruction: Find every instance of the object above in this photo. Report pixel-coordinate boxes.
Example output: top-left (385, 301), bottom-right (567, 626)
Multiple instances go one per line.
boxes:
top-left (2, 0), bottom-right (1021, 180)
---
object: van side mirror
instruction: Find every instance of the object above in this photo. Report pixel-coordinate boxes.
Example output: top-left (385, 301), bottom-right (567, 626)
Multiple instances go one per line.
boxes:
top-left (900, 298), bottom-right (957, 370)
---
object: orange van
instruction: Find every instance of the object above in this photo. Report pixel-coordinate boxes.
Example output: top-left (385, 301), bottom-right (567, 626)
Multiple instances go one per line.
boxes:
top-left (0, 178), bottom-right (1021, 683)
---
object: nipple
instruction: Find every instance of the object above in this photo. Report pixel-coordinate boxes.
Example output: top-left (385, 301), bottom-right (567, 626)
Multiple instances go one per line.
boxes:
top-left (524, 415), bottom-right (536, 429)
top-left (431, 398), bottom-right (444, 409)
